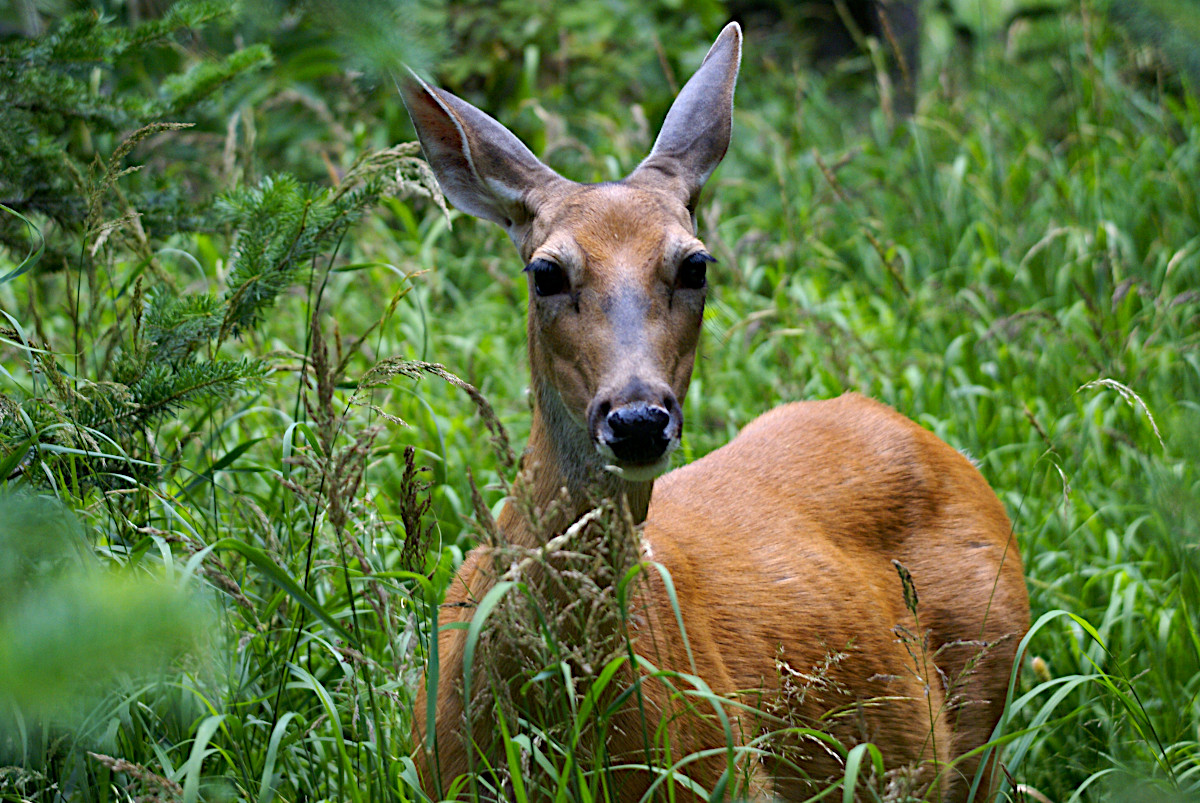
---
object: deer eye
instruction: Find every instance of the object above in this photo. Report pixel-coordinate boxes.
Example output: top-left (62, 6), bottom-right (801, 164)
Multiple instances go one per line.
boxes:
top-left (677, 252), bottom-right (714, 290)
top-left (525, 258), bottom-right (569, 297)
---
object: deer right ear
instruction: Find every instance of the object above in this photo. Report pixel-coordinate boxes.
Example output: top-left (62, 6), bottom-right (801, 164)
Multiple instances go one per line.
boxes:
top-left (398, 71), bottom-right (568, 231)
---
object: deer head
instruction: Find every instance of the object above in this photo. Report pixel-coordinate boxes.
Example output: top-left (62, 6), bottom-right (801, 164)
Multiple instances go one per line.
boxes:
top-left (399, 24), bottom-right (741, 486)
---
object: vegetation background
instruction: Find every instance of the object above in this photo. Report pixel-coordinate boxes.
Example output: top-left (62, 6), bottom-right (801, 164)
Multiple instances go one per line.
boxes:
top-left (0, 0), bottom-right (1197, 800)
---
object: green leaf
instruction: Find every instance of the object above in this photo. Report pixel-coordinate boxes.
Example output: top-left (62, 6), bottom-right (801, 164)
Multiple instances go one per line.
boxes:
top-left (210, 538), bottom-right (358, 648)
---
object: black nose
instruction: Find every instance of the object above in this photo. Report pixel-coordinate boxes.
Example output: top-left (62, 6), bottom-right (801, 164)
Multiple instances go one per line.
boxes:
top-left (602, 403), bottom-right (673, 464)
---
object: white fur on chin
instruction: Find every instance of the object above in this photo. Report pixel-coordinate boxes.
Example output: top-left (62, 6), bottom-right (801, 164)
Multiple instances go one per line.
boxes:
top-left (602, 454), bottom-right (672, 482)
top-left (594, 438), bottom-right (677, 482)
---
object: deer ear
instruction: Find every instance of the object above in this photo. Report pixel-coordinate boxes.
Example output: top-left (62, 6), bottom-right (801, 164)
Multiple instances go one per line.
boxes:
top-left (398, 70), bottom-right (568, 230)
top-left (627, 22), bottom-right (742, 210)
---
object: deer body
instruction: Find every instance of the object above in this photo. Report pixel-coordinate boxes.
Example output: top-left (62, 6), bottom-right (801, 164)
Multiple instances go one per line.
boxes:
top-left (401, 22), bottom-right (1028, 801)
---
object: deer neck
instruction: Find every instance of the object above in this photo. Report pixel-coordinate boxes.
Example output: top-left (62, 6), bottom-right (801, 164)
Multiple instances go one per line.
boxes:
top-left (496, 378), bottom-right (653, 550)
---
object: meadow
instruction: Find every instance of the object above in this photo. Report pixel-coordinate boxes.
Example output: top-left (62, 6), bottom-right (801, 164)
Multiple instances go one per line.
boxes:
top-left (0, 1), bottom-right (1198, 800)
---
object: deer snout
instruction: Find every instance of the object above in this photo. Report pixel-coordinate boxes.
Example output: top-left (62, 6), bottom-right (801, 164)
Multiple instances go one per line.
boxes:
top-left (589, 386), bottom-right (682, 475)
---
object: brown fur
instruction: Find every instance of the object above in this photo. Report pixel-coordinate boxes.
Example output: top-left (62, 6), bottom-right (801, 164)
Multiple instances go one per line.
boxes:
top-left (399, 22), bottom-right (1029, 801)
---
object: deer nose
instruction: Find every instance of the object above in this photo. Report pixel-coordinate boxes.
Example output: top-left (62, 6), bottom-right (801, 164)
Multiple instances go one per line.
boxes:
top-left (591, 391), bottom-right (682, 467)
top-left (606, 403), bottom-right (671, 463)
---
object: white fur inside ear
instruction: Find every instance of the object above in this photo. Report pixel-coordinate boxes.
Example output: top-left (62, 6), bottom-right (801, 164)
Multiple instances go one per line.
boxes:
top-left (483, 176), bottom-right (525, 206)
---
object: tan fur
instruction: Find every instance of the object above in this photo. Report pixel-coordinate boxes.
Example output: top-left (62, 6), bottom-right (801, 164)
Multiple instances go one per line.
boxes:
top-left (400, 22), bottom-right (1029, 801)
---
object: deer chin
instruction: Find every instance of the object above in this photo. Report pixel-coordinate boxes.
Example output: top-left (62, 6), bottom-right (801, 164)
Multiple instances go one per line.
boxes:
top-left (596, 441), bottom-right (677, 481)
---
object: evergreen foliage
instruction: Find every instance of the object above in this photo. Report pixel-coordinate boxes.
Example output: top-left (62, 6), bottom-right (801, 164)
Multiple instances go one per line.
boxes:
top-left (0, 7), bottom-right (433, 500)
top-left (217, 148), bottom-right (437, 337)
top-left (0, 1), bottom-right (271, 263)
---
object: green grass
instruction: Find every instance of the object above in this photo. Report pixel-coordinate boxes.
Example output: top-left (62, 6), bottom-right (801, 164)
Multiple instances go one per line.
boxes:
top-left (1, 2), bottom-right (1199, 800)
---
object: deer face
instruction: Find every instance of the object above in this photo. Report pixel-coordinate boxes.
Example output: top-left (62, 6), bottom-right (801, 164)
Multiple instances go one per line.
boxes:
top-left (518, 183), bottom-right (713, 477)
top-left (399, 23), bottom-right (740, 479)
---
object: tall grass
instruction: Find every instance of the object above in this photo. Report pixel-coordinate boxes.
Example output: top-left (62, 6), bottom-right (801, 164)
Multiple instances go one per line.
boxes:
top-left (0, 1), bottom-right (1197, 800)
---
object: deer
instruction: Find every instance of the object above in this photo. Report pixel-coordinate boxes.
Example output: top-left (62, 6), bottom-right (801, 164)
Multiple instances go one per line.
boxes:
top-left (399, 21), bottom-right (1029, 802)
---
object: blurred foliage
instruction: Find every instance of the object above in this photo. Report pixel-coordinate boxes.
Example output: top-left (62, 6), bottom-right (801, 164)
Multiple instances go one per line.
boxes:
top-left (428, 0), bottom-right (725, 141)
top-left (1105, 0), bottom-right (1200, 87)
top-left (0, 490), bottom-right (206, 724)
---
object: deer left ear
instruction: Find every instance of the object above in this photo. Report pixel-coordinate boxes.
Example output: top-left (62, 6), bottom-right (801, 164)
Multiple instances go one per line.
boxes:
top-left (626, 22), bottom-right (742, 211)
